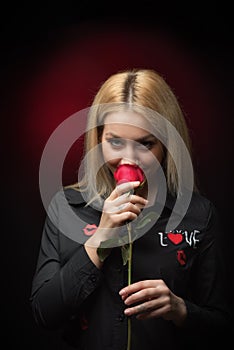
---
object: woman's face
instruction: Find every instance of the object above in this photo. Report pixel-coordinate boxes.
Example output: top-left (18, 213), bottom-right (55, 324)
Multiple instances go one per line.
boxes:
top-left (101, 111), bottom-right (164, 178)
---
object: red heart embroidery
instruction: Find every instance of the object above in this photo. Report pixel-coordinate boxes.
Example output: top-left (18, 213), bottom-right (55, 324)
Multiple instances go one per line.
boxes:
top-left (83, 224), bottom-right (97, 236)
top-left (167, 232), bottom-right (183, 244)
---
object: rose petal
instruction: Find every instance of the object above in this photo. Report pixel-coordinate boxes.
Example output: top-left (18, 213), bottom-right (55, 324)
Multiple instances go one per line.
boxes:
top-left (114, 164), bottom-right (145, 185)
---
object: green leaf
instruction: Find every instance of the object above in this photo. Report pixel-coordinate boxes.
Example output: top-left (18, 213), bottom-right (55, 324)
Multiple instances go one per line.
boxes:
top-left (98, 237), bottom-right (119, 249)
top-left (97, 246), bottom-right (112, 262)
top-left (97, 235), bottom-right (128, 262)
top-left (96, 237), bottom-right (117, 262)
top-left (121, 244), bottom-right (130, 265)
top-left (135, 211), bottom-right (159, 230)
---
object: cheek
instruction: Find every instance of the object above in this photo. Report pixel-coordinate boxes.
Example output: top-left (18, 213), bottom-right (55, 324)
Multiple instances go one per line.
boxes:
top-left (139, 148), bottom-right (164, 175)
top-left (140, 154), bottom-right (158, 169)
top-left (140, 149), bottom-right (164, 166)
top-left (151, 144), bottom-right (164, 164)
top-left (101, 143), bottom-right (121, 167)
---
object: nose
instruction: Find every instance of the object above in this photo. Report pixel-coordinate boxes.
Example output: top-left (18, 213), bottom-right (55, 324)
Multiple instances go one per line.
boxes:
top-left (120, 142), bottom-right (138, 165)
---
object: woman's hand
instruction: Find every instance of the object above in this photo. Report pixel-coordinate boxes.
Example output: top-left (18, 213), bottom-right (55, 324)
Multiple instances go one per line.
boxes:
top-left (119, 280), bottom-right (187, 327)
top-left (85, 181), bottom-right (148, 267)
top-left (99, 181), bottom-right (148, 229)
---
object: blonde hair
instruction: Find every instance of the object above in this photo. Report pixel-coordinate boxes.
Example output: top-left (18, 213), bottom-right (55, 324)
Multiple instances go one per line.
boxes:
top-left (69, 68), bottom-right (195, 204)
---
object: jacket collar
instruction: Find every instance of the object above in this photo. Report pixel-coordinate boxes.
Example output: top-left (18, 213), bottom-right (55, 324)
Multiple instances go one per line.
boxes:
top-left (64, 187), bottom-right (86, 205)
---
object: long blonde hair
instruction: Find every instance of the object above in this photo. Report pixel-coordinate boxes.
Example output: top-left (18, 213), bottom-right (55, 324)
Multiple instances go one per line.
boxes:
top-left (70, 68), bottom-right (195, 204)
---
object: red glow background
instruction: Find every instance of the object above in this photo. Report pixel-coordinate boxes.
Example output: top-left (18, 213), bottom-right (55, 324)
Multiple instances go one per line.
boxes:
top-left (15, 23), bottom-right (227, 189)
top-left (1, 4), bottom-right (233, 348)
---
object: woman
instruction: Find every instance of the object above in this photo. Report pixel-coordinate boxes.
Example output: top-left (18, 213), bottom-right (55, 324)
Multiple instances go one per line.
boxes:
top-left (30, 69), bottom-right (230, 349)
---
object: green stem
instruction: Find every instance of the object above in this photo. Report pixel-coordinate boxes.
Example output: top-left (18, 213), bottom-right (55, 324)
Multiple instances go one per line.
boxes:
top-left (126, 223), bottom-right (132, 350)
top-left (128, 240), bottom-right (133, 285)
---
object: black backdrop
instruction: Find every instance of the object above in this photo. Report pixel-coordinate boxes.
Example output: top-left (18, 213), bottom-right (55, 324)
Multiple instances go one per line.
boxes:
top-left (1, 2), bottom-right (234, 348)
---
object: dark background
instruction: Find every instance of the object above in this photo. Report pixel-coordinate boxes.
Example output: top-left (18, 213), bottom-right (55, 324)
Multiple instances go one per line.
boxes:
top-left (1, 2), bottom-right (233, 348)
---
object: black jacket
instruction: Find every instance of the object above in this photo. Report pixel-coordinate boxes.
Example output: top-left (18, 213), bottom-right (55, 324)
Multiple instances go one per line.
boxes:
top-left (30, 188), bottom-right (231, 349)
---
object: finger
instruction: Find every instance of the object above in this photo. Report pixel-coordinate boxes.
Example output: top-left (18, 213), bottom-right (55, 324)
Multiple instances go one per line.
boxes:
top-left (123, 287), bottom-right (156, 305)
top-left (115, 211), bottom-right (138, 224)
top-left (117, 181), bottom-right (141, 195)
top-left (104, 202), bottom-right (141, 216)
top-left (105, 202), bottom-right (129, 214)
top-left (104, 212), bottom-right (138, 227)
top-left (125, 298), bottom-right (168, 317)
top-left (109, 181), bottom-right (140, 199)
top-left (136, 305), bottom-right (171, 320)
top-left (122, 203), bottom-right (141, 215)
top-left (106, 191), bottom-right (148, 215)
top-left (124, 300), bottom-right (151, 317)
top-left (120, 280), bottom-right (161, 297)
top-left (127, 194), bottom-right (148, 206)
top-left (112, 192), bottom-right (135, 207)
top-left (113, 193), bottom-right (148, 207)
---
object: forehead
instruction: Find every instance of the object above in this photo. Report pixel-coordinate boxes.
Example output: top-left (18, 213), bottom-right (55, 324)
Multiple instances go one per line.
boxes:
top-left (104, 111), bottom-right (151, 133)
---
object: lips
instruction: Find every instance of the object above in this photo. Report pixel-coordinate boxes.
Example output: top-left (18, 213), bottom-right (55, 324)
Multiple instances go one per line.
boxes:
top-left (82, 224), bottom-right (97, 236)
top-left (177, 250), bottom-right (186, 266)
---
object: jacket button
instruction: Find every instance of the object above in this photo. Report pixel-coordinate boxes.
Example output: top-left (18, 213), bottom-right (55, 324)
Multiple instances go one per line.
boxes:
top-left (90, 274), bottom-right (96, 282)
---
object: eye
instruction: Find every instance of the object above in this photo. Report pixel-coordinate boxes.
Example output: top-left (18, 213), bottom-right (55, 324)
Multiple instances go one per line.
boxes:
top-left (137, 141), bottom-right (156, 150)
top-left (106, 138), bottom-right (125, 148)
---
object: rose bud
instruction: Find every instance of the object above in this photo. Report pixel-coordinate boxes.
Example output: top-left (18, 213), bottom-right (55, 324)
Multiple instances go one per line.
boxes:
top-left (114, 164), bottom-right (145, 186)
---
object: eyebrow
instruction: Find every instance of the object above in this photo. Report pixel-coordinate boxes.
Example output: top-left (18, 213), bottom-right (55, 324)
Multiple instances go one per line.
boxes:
top-left (104, 132), bottom-right (156, 142)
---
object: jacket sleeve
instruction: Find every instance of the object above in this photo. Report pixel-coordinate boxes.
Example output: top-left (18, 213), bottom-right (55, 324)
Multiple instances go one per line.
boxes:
top-left (183, 202), bottom-right (231, 334)
top-left (30, 193), bottom-right (103, 330)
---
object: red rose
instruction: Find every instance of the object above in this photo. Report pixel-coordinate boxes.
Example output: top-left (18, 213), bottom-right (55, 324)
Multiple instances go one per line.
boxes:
top-left (114, 164), bottom-right (145, 185)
